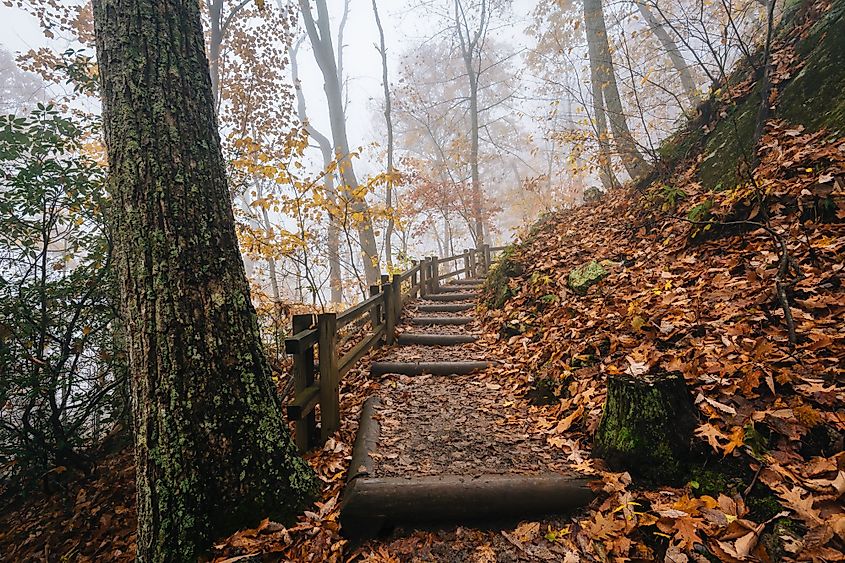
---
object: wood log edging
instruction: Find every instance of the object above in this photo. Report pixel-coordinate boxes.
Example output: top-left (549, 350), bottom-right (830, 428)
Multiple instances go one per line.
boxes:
top-left (417, 303), bottom-right (475, 312)
top-left (370, 361), bottom-right (492, 376)
top-left (397, 333), bottom-right (478, 346)
top-left (340, 396), bottom-right (595, 538)
top-left (409, 316), bottom-right (474, 325)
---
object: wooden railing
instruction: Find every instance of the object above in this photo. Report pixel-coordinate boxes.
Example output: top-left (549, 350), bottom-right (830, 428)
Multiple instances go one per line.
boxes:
top-left (284, 244), bottom-right (506, 451)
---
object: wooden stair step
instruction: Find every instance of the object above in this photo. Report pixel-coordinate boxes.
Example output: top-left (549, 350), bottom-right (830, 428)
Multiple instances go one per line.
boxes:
top-left (450, 278), bottom-right (486, 285)
top-left (417, 303), bottom-right (474, 313)
top-left (409, 316), bottom-right (473, 325)
top-left (342, 473), bottom-right (593, 539)
top-left (425, 292), bottom-right (478, 302)
top-left (397, 333), bottom-right (478, 346)
top-left (340, 397), bottom-right (594, 539)
top-left (438, 284), bottom-right (482, 292)
top-left (370, 361), bottom-right (491, 376)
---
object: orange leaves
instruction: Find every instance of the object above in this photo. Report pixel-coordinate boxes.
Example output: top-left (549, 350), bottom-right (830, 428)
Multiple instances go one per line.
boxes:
top-left (695, 423), bottom-right (745, 456)
top-left (583, 510), bottom-right (626, 541)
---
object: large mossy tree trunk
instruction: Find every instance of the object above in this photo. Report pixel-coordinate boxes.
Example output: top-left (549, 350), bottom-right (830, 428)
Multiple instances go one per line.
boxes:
top-left (92, 1), bottom-right (318, 560)
top-left (594, 372), bottom-right (697, 482)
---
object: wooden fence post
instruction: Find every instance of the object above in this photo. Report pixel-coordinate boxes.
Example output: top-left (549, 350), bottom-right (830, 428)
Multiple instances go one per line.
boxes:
top-left (292, 314), bottom-right (316, 452)
top-left (469, 248), bottom-right (478, 278)
top-left (369, 284), bottom-right (382, 332)
top-left (483, 244), bottom-right (492, 274)
top-left (318, 312), bottom-right (340, 442)
top-left (383, 276), bottom-right (396, 345)
top-left (392, 275), bottom-right (402, 324)
top-left (462, 249), bottom-right (470, 279)
top-left (419, 258), bottom-right (428, 298)
top-left (431, 256), bottom-right (440, 293)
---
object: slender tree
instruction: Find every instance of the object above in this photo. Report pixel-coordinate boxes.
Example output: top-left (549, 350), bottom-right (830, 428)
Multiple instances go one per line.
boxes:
top-left (588, 56), bottom-right (618, 191)
top-left (289, 36), bottom-right (344, 304)
top-left (453, 0), bottom-right (489, 246)
top-left (634, 0), bottom-right (698, 107)
top-left (583, 0), bottom-right (651, 179)
top-left (92, 0), bottom-right (317, 560)
top-left (372, 0), bottom-right (397, 269)
top-left (298, 0), bottom-right (382, 286)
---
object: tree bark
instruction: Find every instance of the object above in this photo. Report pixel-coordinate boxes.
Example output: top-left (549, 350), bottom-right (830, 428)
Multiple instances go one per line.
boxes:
top-left (588, 54), bottom-right (618, 191)
top-left (594, 372), bottom-right (697, 482)
top-left (635, 1), bottom-right (697, 107)
top-left (92, 1), bottom-right (317, 560)
top-left (454, 0), bottom-right (487, 246)
top-left (298, 0), bottom-right (382, 286)
top-left (289, 37), bottom-right (343, 304)
top-left (372, 0), bottom-right (396, 270)
top-left (583, 0), bottom-right (651, 179)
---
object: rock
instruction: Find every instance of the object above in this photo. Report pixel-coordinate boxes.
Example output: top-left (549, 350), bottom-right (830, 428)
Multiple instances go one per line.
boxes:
top-left (583, 186), bottom-right (603, 203)
top-left (567, 260), bottom-right (609, 295)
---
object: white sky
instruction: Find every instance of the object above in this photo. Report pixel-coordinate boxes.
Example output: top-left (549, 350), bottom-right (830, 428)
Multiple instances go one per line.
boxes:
top-left (0, 0), bottom-right (536, 162)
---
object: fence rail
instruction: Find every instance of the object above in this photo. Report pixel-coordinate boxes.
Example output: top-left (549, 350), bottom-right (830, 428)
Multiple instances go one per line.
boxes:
top-left (284, 244), bottom-right (505, 452)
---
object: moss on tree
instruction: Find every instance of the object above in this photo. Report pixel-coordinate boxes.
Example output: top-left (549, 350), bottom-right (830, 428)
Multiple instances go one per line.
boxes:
top-left (92, 1), bottom-right (318, 560)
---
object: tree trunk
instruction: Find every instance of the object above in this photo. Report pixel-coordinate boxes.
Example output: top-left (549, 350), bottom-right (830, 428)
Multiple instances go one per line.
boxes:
top-left (372, 0), bottom-right (396, 270)
top-left (260, 205), bottom-right (281, 301)
top-left (584, 0), bottom-right (651, 179)
top-left (588, 54), bottom-right (618, 191)
top-left (92, 1), bottom-right (317, 560)
top-left (299, 0), bottom-right (382, 286)
top-left (594, 372), bottom-right (697, 482)
top-left (290, 37), bottom-right (343, 304)
top-left (454, 0), bottom-right (487, 247)
top-left (467, 73), bottom-right (485, 246)
top-left (635, 1), bottom-right (697, 107)
top-left (207, 0), bottom-right (222, 108)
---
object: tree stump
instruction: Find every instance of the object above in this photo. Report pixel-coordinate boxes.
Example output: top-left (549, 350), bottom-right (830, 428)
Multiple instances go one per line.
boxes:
top-left (594, 372), bottom-right (697, 482)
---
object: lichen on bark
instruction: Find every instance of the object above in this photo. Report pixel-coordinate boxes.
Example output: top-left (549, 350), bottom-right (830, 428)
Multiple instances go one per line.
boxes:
top-left (92, 1), bottom-right (318, 561)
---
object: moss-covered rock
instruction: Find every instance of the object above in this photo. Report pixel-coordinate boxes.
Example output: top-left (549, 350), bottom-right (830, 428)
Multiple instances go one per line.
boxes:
top-left (567, 260), bottom-right (609, 295)
top-left (484, 245), bottom-right (523, 309)
top-left (778, 0), bottom-right (845, 135)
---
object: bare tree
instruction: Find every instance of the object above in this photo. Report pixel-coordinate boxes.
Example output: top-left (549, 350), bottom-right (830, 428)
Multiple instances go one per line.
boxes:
top-left (372, 0), bottom-right (397, 269)
top-left (297, 0), bottom-right (382, 285)
top-left (206, 0), bottom-right (252, 108)
top-left (584, 0), bottom-right (651, 179)
top-left (289, 36), bottom-right (344, 304)
top-left (634, 0), bottom-right (698, 107)
top-left (453, 0), bottom-right (490, 245)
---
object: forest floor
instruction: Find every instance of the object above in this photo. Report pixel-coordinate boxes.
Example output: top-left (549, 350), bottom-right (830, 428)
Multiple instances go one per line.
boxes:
top-left (3, 116), bottom-right (841, 560)
top-left (1, 1), bottom-right (844, 560)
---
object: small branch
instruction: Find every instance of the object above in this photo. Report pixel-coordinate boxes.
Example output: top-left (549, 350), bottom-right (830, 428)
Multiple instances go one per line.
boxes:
top-left (681, 217), bottom-right (800, 347)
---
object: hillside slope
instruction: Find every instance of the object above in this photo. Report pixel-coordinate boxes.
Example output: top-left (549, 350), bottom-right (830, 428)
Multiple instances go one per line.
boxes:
top-left (470, 2), bottom-right (845, 558)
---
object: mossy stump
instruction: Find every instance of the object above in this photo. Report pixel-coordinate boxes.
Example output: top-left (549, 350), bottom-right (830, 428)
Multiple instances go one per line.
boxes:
top-left (594, 372), bottom-right (697, 482)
